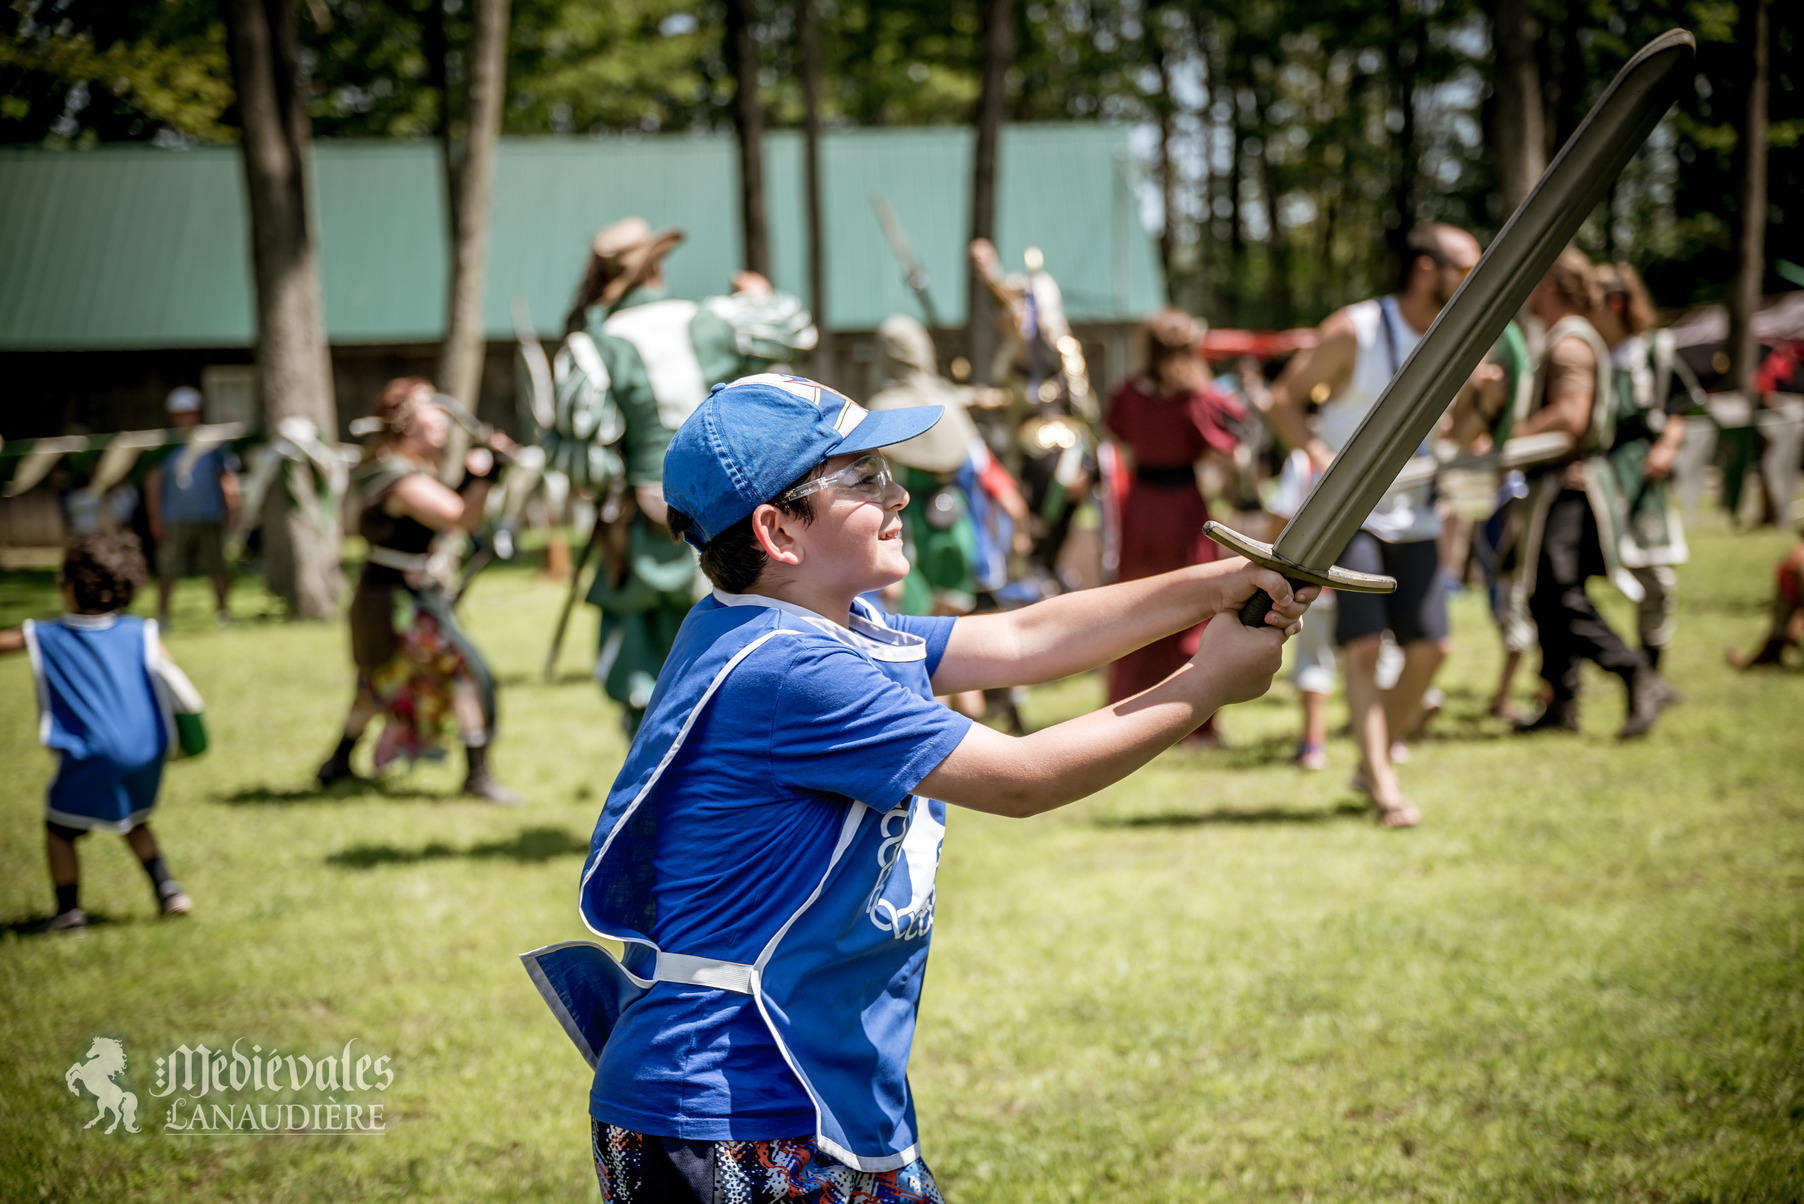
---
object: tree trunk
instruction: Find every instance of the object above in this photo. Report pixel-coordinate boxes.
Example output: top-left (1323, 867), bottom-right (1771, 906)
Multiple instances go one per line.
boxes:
top-left (424, 0), bottom-right (456, 235)
top-left (221, 0), bottom-right (341, 619)
top-left (798, 0), bottom-right (832, 381)
top-left (1727, 0), bottom-right (1770, 398)
top-left (1198, 17), bottom-right (1225, 322)
top-left (967, 0), bottom-right (1011, 384)
top-left (436, 0), bottom-right (509, 410)
top-left (1261, 135), bottom-right (1289, 328)
top-left (1153, 7), bottom-right (1177, 301)
top-left (725, 0), bottom-right (769, 278)
top-left (1384, 0), bottom-right (1419, 280)
top-left (1551, 0), bottom-right (1586, 151)
top-left (1490, 0), bottom-right (1544, 217)
top-left (1226, 76), bottom-right (1243, 324)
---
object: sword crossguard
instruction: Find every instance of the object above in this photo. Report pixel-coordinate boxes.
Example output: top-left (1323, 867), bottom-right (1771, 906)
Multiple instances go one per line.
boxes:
top-left (1201, 521), bottom-right (1397, 629)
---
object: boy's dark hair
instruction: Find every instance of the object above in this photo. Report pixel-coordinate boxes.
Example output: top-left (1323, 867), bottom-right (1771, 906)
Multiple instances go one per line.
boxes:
top-left (64, 530), bottom-right (149, 613)
top-left (668, 466), bottom-right (818, 594)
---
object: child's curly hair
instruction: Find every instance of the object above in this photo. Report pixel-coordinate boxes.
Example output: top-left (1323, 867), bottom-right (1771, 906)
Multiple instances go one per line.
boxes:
top-left (64, 530), bottom-right (149, 613)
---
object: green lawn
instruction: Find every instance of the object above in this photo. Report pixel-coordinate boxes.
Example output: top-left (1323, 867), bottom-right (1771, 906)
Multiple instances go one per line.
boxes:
top-left (1, 514), bottom-right (1800, 1202)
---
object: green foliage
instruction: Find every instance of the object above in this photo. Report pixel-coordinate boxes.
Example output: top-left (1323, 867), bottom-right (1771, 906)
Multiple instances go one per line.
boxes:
top-left (506, 0), bottom-right (723, 134)
top-left (1, 517), bottom-right (1801, 1200)
top-left (0, 0), bottom-right (233, 144)
top-left (0, 0), bottom-right (1796, 324)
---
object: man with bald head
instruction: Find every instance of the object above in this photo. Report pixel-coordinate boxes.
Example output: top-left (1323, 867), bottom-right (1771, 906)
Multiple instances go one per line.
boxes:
top-left (1264, 223), bottom-right (1483, 827)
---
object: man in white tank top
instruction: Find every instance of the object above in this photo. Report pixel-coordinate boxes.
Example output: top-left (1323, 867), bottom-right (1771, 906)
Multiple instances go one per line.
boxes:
top-left (1264, 224), bottom-right (1483, 827)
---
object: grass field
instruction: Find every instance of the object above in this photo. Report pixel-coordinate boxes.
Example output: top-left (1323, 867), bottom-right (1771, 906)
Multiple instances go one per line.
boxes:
top-left (1, 513), bottom-right (1800, 1202)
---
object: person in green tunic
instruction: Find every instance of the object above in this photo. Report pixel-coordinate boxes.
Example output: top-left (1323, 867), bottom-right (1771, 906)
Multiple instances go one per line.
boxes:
top-left (1593, 262), bottom-right (1698, 673)
top-left (561, 218), bottom-right (816, 732)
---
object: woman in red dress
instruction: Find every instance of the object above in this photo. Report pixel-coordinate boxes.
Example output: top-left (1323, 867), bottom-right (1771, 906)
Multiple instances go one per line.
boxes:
top-left (1105, 310), bottom-right (1246, 740)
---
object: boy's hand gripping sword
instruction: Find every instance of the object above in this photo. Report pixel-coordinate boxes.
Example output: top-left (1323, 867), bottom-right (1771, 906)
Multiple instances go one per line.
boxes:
top-left (1206, 30), bottom-right (1696, 626)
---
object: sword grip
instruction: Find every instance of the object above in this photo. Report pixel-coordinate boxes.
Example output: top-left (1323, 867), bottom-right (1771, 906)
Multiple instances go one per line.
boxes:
top-left (1237, 589), bottom-right (1277, 629)
top-left (1237, 576), bottom-right (1308, 629)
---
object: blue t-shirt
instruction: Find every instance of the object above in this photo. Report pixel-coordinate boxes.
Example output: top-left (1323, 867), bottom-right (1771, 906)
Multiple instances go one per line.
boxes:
top-left (159, 446), bottom-right (238, 524)
top-left (590, 608), bottom-right (969, 1140)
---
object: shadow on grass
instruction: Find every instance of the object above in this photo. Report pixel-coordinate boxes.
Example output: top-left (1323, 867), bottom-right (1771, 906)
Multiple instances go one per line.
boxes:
top-left (0, 911), bottom-right (141, 938)
top-left (326, 825), bottom-right (589, 869)
top-left (492, 670), bottom-right (600, 689)
top-left (219, 780), bottom-right (447, 806)
top-left (1097, 800), bottom-right (1369, 828)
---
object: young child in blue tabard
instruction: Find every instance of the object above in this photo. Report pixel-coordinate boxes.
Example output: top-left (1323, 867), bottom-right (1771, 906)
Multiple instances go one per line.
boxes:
top-left (523, 374), bottom-right (1315, 1204)
top-left (0, 531), bottom-right (194, 933)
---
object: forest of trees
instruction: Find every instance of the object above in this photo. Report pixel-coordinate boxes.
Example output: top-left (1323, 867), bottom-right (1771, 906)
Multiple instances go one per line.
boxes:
top-left (3, 0), bottom-right (1799, 331)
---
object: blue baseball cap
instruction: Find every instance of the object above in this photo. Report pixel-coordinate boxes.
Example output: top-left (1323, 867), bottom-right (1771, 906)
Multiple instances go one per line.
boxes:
top-left (664, 373), bottom-right (943, 547)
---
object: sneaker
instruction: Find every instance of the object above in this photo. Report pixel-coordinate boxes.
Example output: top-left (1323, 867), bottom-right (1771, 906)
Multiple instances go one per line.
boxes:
top-left (158, 883), bottom-right (192, 917)
top-left (45, 908), bottom-right (87, 934)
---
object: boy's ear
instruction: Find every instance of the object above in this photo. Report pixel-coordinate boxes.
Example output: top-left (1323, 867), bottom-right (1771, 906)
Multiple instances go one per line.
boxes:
top-left (750, 504), bottom-right (804, 567)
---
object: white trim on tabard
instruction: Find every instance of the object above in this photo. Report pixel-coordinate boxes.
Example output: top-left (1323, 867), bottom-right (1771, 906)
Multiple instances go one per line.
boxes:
top-left (710, 590), bottom-right (927, 663)
top-left (520, 946), bottom-right (602, 1069)
top-left (22, 620), bottom-right (51, 747)
top-left (654, 952), bottom-right (756, 994)
top-left (569, 607), bottom-right (926, 1172)
top-left (744, 799), bottom-right (917, 1171)
top-left (56, 612), bottom-right (122, 630)
top-left (45, 800), bottom-right (156, 834)
top-left (576, 628), bottom-right (796, 959)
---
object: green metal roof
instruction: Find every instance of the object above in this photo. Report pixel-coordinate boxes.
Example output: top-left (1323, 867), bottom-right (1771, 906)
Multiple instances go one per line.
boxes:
top-left (0, 126), bottom-right (1161, 351)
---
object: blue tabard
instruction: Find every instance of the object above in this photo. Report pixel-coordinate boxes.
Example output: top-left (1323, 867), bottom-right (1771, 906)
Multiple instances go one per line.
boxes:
top-left (522, 592), bottom-right (948, 1172)
top-left (24, 614), bottom-right (170, 830)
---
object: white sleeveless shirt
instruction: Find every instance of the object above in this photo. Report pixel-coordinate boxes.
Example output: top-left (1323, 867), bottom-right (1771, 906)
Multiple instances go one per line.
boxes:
top-left (1316, 297), bottom-right (1439, 543)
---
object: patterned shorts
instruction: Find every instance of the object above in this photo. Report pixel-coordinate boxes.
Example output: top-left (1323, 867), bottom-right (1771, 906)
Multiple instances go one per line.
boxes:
top-left (592, 1121), bottom-right (946, 1204)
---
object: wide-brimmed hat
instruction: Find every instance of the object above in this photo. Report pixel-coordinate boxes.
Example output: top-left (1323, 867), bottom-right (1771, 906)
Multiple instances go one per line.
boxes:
top-left (867, 316), bottom-right (981, 473)
top-left (590, 217), bottom-right (685, 307)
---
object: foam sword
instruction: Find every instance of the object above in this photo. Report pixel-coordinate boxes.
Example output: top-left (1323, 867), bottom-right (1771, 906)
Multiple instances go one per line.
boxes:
top-left (1206, 29), bottom-right (1697, 626)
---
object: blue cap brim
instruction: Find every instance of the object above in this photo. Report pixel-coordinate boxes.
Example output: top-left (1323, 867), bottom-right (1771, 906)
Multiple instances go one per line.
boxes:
top-left (833, 404), bottom-right (945, 457)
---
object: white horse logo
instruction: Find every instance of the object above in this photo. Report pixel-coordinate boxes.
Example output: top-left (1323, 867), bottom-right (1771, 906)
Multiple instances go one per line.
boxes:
top-left (66, 1038), bottom-right (139, 1133)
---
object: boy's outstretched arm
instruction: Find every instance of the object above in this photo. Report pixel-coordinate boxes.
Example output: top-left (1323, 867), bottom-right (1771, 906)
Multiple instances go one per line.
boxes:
top-left (929, 558), bottom-right (1313, 695)
top-left (0, 629), bottom-right (24, 655)
top-left (919, 612), bottom-right (1290, 818)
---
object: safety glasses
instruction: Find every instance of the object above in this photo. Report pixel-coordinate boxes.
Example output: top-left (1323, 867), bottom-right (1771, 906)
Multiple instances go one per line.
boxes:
top-left (779, 453), bottom-right (897, 506)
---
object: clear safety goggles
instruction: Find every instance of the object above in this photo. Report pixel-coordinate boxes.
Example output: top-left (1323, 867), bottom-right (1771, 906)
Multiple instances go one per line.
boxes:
top-left (779, 453), bottom-right (897, 506)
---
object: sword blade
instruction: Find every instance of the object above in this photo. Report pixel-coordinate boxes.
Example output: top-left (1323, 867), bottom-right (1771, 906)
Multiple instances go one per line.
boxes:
top-left (1272, 29), bottom-right (1695, 574)
top-left (1389, 431), bottom-right (1577, 492)
top-left (871, 193), bottom-right (942, 329)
